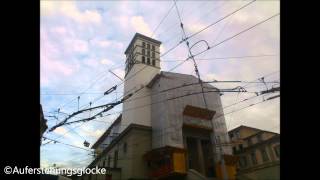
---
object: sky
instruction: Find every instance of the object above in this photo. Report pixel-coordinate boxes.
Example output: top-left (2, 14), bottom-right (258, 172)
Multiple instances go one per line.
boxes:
top-left (40, 0), bottom-right (280, 168)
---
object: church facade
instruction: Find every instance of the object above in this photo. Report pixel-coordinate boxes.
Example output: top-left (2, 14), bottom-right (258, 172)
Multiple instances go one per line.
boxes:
top-left (80, 33), bottom-right (233, 180)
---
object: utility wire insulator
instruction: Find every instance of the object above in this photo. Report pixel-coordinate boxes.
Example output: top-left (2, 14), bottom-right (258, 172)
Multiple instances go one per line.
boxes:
top-left (104, 85), bottom-right (117, 95)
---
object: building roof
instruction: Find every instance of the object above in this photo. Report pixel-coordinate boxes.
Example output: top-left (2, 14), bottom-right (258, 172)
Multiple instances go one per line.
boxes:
top-left (229, 125), bottom-right (264, 134)
top-left (228, 125), bottom-right (279, 136)
top-left (91, 114), bottom-right (122, 149)
top-left (146, 71), bottom-right (217, 89)
top-left (124, 33), bottom-right (161, 54)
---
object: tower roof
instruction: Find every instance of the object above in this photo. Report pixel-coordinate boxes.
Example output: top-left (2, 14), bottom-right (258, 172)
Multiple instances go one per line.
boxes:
top-left (124, 33), bottom-right (161, 54)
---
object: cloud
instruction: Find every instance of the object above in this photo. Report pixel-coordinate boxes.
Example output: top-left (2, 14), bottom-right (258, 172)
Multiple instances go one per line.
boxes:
top-left (100, 58), bottom-right (114, 65)
top-left (41, 1), bottom-right (102, 24)
top-left (54, 127), bottom-right (72, 138)
top-left (50, 26), bottom-right (67, 35)
top-left (71, 39), bottom-right (89, 53)
top-left (130, 16), bottom-right (152, 36)
top-left (41, 0), bottom-right (280, 168)
top-left (96, 40), bottom-right (111, 48)
top-left (41, 52), bottom-right (74, 77)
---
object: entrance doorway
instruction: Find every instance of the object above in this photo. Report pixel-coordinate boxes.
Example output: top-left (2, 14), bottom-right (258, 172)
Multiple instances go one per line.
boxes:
top-left (184, 127), bottom-right (215, 178)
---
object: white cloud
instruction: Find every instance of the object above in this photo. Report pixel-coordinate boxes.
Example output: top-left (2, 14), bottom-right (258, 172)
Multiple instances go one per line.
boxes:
top-left (50, 26), bottom-right (67, 35)
top-left (72, 39), bottom-right (89, 53)
top-left (53, 127), bottom-right (72, 138)
top-left (96, 40), bottom-right (111, 48)
top-left (100, 58), bottom-right (114, 65)
top-left (130, 16), bottom-right (152, 36)
top-left (41, 1), bottom-right (102, 24)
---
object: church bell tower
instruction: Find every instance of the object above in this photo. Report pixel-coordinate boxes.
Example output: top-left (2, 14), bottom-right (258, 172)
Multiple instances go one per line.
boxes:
top-left (119, 33), bottom-right (161, 132)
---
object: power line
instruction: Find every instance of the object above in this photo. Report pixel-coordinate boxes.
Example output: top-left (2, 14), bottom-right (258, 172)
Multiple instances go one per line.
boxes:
top-left (48, 3), bottom-right (270, 122)
top-left (188, 0), bottom-right (257, 40)
top-left (88, 95), bottom-right (279, 165)
top-left (173, 0), bottom-right (208, 108)
top-left (50, 78), bottom-right (268, 130)
top-left (167, 13), bottom-right (280, 72)
top-left (160, 0), bottom-right (256, 58)
top-left (151, 3), bottom-right (175, 38)
top-left (42, 137), bottom-right (92, 152)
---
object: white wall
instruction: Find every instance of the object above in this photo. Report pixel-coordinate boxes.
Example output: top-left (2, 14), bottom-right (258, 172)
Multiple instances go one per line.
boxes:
top-left (120, 37), bottom-right (161, 133)
top-left (150, 72), bottom-right (232, 161)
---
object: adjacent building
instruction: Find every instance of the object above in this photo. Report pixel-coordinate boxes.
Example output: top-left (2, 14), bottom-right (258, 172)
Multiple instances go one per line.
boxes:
top-left (228, 126), bottom-right (280, 180)
top-left (80, 33), bottom-right (234, 180)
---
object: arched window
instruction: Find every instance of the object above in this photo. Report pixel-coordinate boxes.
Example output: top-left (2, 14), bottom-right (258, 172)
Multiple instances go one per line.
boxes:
top-left (142, 56), bottom-right (145, 63)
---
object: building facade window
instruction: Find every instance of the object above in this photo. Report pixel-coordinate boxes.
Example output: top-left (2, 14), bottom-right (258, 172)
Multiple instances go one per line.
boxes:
top-left (107, 155), bottom-right (111, 167)
top-left (152, 45), bottom-right (155, 51)
top-left (239, 156), bottom-right (247, 168)
top-left (274, 145), bottom-right (280, 158)
top-left (147, 51), bottom-right (150, 57)
top-left (257, 134), bottom-right (262, 142)
top-left (261, 148), bottom-right (269, 162)
top-left (152, 59), bottom-right (155, 66)
top-left (147, 44), bottom-right (150, 49)
top-left (147, 58), bottom-right (150, 65)
top-left (142, 42), bottom-right (145, 47)
top-left (251, 152), bottom-right (257, 165)
top-left (152, 52), bottom-right (155, 58)
top-left (232, 147), bottom-right (237, 154)
top-left (239, 144), bottom-right (243, 151)
top-left (142, 56), bottom-right (145, 63)
top-left (142, 49), bottom-right (145, 55)
top-left (114, 150), bottom-right (118, 168)
top-left (123, 142), bottom-right (127, 154)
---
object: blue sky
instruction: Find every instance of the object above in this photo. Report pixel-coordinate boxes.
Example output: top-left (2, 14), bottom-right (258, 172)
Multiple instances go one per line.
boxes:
top-left (40, 0), bottom-right (280, 168)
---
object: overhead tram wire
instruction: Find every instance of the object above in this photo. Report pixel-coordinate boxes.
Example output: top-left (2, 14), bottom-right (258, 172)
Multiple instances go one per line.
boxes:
top-left (46, 0), bottom-right (254, 116)
top-left (151, 2), bottom-right (175, 38)
top-left (160, 0), bottom-right (257, 58)
top-left (42, 137), bottom-right (92, 152)
top-left (47, 6), bottom-right (277, 139)
top-left (160, 1), bottom-right (229, 46)
top-left (50, 0), bottom-right (257, 117)
top-left (173, 0), bottom-right (208, 108)
top-left (95, 70), bottom-right (280, 120)
top-left (161, 54), bottom-right (279, 62)
top-left (54, 78), bottom-right (278, 129)
top-left (50, 11), bottom-right (279, 130)
top-left (60, 87), bottom-right (265, 127)
top-left (78, 64), bottom-right (150, 110)
top-left (155, 0), bottom-right (220, 40)
top-left (57, 68), bottom-right (113, 110)
top-left (81, 79), bottom-right (279, 120)
top-left (45, 81), bottom-right (278, 145)
top-left (87, 95), bottom-right (279, 156)
top-left (167, 13), bottom-right (280, 72)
